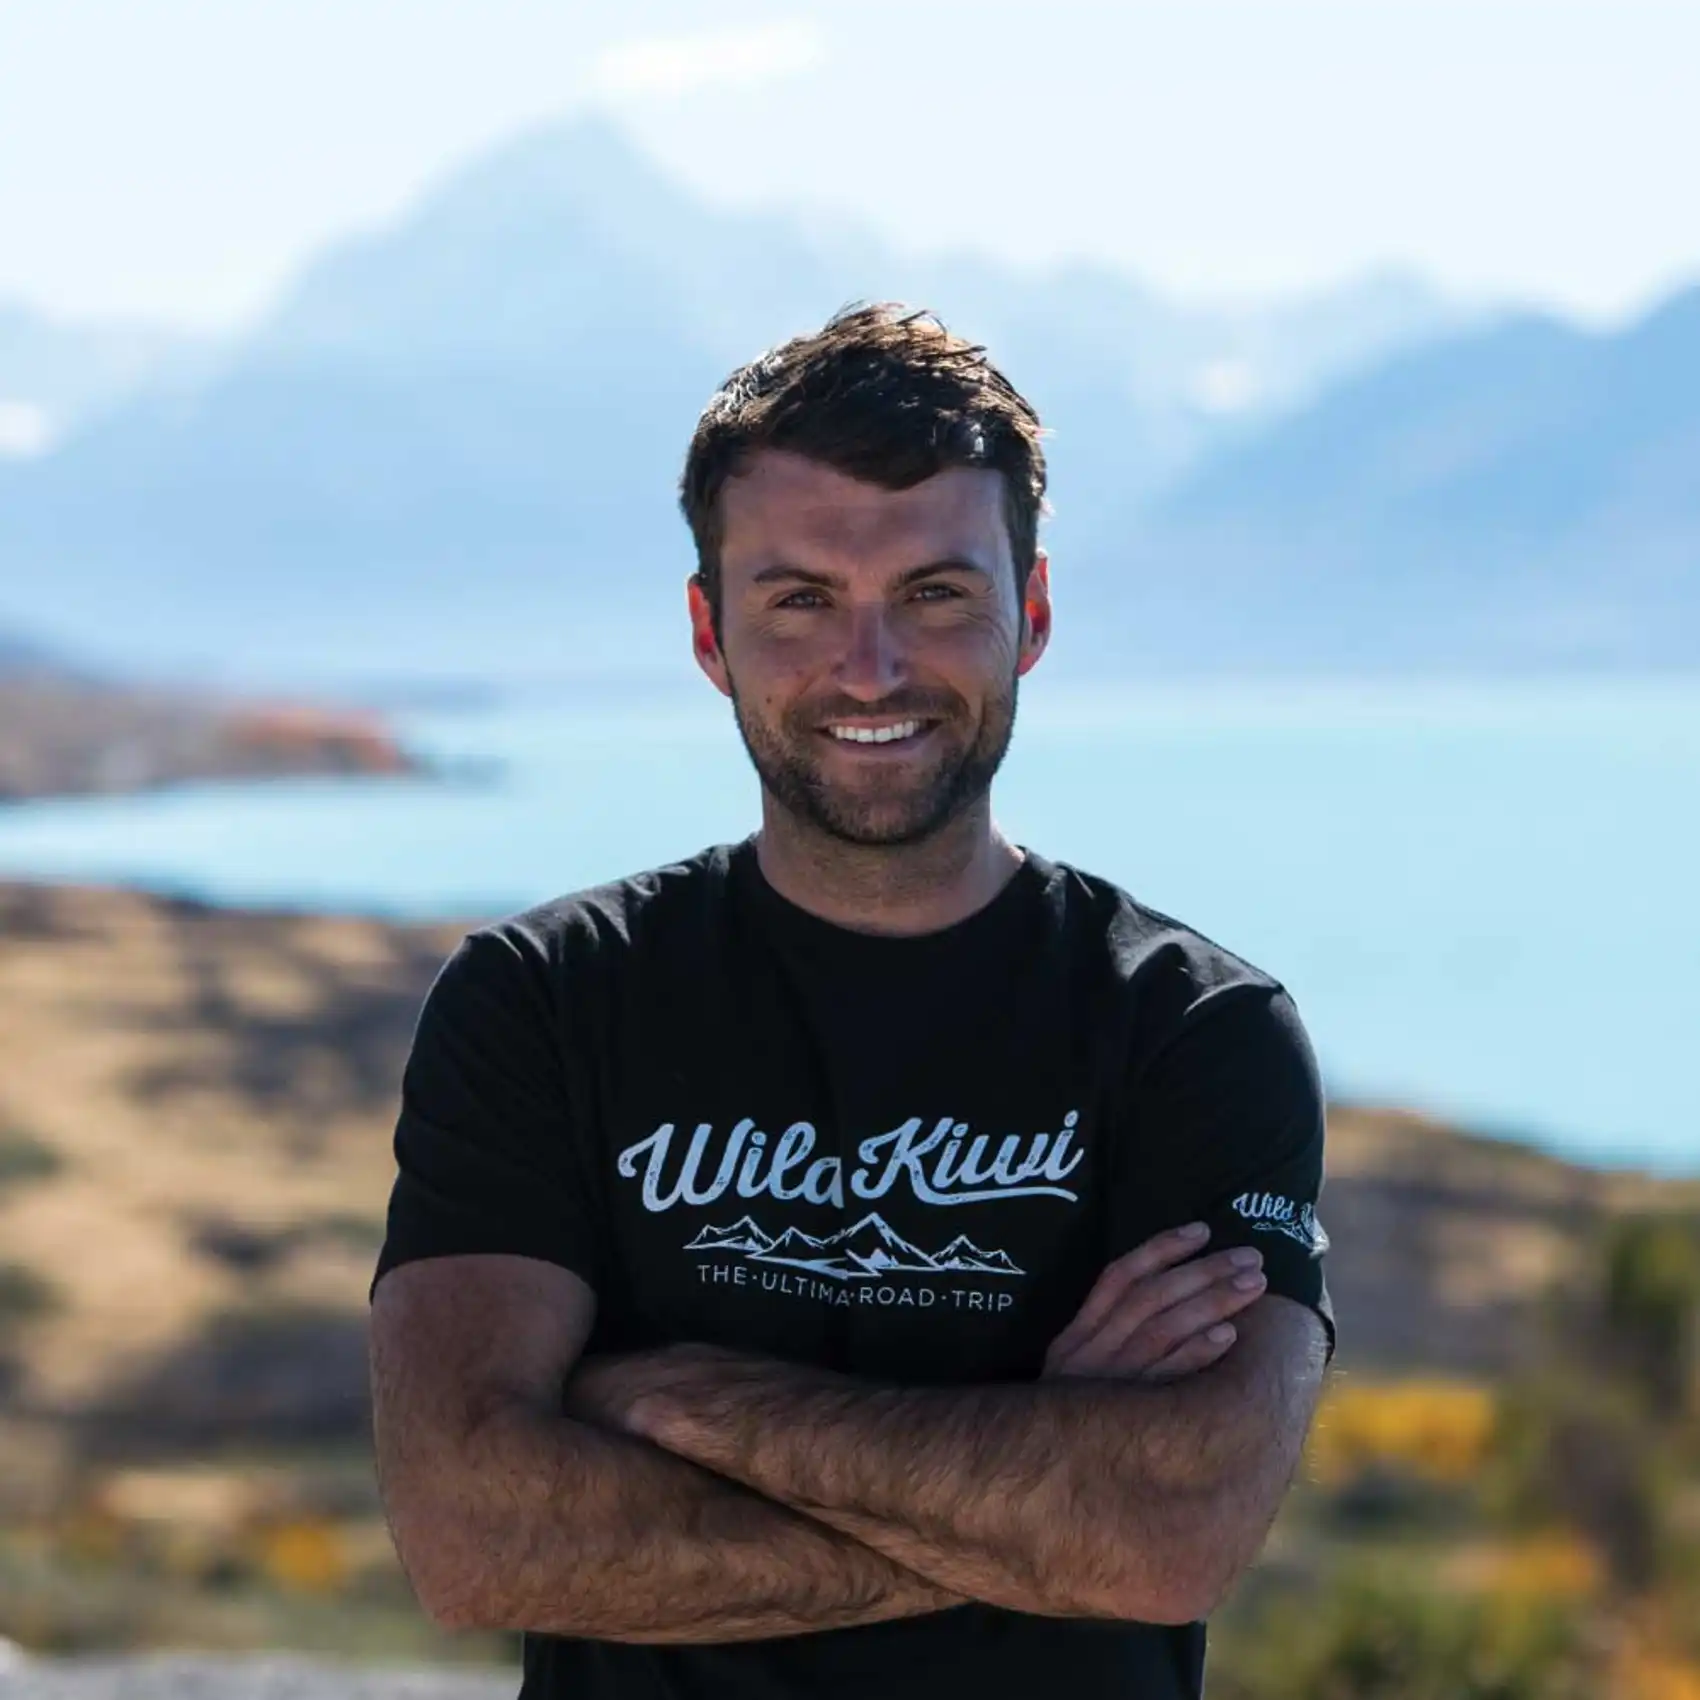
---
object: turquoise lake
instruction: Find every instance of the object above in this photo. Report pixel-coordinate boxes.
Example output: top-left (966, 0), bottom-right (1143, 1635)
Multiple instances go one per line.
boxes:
top-left (1, 675), bottom-right (1696, 1176)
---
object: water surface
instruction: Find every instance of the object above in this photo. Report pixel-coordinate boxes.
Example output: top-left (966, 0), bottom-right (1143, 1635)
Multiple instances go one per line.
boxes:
top-left (1, 676), bottom-right (1695, 1174)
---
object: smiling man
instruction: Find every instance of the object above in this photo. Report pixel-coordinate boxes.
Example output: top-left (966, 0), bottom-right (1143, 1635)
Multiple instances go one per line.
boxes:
top-left (369, 303), bottom-right (1336, 1700)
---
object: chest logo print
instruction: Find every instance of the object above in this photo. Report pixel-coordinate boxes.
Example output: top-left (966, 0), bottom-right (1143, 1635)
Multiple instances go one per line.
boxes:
top-left (616, 1112), bottom-right (1084, 1214)
top-left (684, 1211), bottom-right (1025, 1281)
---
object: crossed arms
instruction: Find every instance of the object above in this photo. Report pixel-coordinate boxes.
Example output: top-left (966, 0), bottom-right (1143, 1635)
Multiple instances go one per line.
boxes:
top-left (369, 1226), bottom-right (1329, 1643)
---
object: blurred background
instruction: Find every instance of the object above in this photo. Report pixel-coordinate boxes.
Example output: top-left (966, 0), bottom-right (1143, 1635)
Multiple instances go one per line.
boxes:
top-left (1, 2), bottom-right (1698, 1694)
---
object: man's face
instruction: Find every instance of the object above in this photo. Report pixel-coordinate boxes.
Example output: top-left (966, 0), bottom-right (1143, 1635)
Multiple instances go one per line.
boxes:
top-left (687, 448), bottom-right (1051, 847)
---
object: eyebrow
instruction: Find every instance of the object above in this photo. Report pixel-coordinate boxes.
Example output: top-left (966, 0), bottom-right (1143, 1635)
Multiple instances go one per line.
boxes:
top-left (748, 557), bottom-right (994, 591)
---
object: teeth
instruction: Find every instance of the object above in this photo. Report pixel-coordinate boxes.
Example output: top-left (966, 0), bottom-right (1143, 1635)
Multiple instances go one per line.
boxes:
top-left (828, 719), bottom-right (922, 744)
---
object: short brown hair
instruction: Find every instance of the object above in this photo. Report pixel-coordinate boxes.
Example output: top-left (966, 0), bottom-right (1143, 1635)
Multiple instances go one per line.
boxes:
top-left (679, 302), bottom-right (1048, 634)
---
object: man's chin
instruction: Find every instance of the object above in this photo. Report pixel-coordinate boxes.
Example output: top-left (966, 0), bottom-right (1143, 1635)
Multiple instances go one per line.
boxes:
top-left (744, 729), bottom-right (985, 845)
top-left (832, 810), bottom-right (940, 843)
top-left (793, 785), bottom-right (964, 847)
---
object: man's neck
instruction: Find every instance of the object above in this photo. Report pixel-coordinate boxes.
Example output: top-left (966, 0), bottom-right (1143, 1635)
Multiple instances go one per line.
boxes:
top-left (753, 803), bottom-right (1025, 938)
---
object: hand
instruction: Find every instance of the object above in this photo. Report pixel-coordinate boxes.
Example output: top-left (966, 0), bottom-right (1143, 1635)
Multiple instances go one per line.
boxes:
top-left (1041, 1222), bottom-right (1266, 1383)
top-left (562, 1342), bottom-right (747, 1436)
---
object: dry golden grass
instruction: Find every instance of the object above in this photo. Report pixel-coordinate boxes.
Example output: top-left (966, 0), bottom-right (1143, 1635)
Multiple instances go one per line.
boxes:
top-left (0, 879), bottom-right (464, 1417)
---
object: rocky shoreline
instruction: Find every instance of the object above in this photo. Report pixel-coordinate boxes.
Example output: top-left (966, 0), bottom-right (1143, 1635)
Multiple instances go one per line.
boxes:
top-left (0, 675), bottom-right (422, 803)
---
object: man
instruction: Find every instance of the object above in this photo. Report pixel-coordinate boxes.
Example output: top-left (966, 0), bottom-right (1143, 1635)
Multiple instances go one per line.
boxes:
top-left (369, 302), bottom-right (1335, 1700)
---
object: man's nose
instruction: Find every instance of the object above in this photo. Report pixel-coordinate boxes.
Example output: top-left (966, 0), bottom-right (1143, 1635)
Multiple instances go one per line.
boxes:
top-left (834, 602), bottom-right (908, 699)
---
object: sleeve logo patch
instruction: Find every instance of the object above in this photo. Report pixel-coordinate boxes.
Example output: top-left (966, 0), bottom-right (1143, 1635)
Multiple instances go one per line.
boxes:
top-left (1230, 1190), bottom-right (1330, 1254)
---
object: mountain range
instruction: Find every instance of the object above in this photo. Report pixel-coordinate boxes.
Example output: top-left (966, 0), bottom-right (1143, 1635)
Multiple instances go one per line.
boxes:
top-left (0, 113), bottom-right (1694, 687)
top-left (683, 1211), bottom-right (1024, 1279)
top-left (0, 117), bottom-right (1466, 692)
top-left (1102, 286), bottom-right (1700, 671)
top-left (0, 302), bottom-right (210, 458)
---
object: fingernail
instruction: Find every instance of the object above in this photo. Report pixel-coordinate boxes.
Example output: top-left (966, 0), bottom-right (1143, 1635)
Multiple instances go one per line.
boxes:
top-left (1208, 1324), bottom-right (1236, 1343)
top-left (1233, 1271), bottom-right (1266, 1290)
top-left (1179, 1222), bottom-right (1209, 1240)
top-left (1229, 1247), bottom-right (1262, 1267)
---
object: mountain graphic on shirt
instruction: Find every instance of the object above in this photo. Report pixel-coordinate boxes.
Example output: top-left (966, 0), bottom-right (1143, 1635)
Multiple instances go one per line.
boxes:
top-left (682, 1216), bottom-right (775, 1254)
top-left (686, 1213), bottom-right (1025, 1280)
top-left (741, 1223), bottom-right (866, 1279)
top-left (932, 1234), bottom-right (1024, 1274)
top-left (819, 1213), bottom-right (940, 1273)
top-left (755, 1225), bottom-right (834, 1257)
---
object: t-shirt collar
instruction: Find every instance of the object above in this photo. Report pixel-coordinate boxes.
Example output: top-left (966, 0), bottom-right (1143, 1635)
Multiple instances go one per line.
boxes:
top-left (730, 831), bottom-right (1048, 958)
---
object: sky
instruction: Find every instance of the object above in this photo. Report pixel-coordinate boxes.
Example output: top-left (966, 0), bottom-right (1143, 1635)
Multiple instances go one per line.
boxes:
top-left (2, 0), bottom-right (1698, 334)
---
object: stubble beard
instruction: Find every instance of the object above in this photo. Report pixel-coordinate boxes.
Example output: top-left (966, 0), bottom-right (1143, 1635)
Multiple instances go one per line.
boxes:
top-left (728, 667), bottom-right (1021, 848)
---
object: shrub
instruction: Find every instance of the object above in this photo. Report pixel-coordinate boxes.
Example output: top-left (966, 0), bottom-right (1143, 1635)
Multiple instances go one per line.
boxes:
top-left (0, 1126), bottom-right (62, 1191)
top-left (252, 1518), bottom-right (351, 1594)
top-left (0, 1263), bottom-right (58, 1329)
top-left (1308, 1379), bottom-right (1498, 1489)
top-left (1212, 1568), bottom-right (1597, 1700)
top-left (1597, 1214), bottom-right (1700, 1424)
top-left (1486, 1374), bottom-right (1669, 1595)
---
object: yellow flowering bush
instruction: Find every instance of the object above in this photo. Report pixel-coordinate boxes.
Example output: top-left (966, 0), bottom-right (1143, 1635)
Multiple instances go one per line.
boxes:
top-left (1308, 1378), bottom-right (1498, 1488)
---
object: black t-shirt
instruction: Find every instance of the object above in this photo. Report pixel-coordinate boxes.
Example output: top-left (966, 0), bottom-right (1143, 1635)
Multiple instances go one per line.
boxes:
top-left (373, 835), bottom-right (1335, 1700)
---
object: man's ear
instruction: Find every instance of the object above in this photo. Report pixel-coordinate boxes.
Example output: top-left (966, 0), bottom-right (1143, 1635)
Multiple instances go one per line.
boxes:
top-left (687, 574), bottom-right (733, 699)
top-left (1018, 550), bottom-right (1052, 674)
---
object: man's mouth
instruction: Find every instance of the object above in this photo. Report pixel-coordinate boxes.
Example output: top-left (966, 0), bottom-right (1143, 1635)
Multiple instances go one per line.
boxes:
top-left (817, 717), bottom-right (937, 749)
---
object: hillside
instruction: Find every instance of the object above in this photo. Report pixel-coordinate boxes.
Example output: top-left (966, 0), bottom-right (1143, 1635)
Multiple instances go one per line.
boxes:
top-left (0, 118), bottom-right (1458, 693)
top-left (2, 875), bottom-right (1694, 1463)
top-left (0, 881), bottom-right (465, 1434)
top-left (1, 875), bottom-right (1697, 1669)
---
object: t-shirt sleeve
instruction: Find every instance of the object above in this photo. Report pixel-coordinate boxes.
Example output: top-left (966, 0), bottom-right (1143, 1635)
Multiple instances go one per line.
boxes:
top-left (1115, 982), bottom-right (1336, 1363)
top-left (370, 925), bottom-right (606, 1300)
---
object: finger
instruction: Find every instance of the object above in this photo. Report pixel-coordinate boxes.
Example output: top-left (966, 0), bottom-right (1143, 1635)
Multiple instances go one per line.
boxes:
top-left (1122, 1269), bottom-right (1266, 1363)
top-left (1045, 1223), bottom-right (1210, 1359)
top-left (1123, 1248), bottom-right (1263, 1335)
top-left (1049, 1266), bottom-right (1265, 1376)
top-left (1140, 1323), bottom-right (1239, 1382)
top-left (1050, 1261), bottom-right (1223, 1366)
top-left (1058, 1247), bottom-right (1261, 1364)
top-left (1073, 1223), bottom-right (1215, 1324)
top-left (1048, 1316), bottom-right (1238, 1383)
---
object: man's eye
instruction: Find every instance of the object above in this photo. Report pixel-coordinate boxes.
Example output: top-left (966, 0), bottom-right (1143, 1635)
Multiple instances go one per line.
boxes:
top-left (914, 584), bottom-right (964, 601)
top-left (776, 590), bottom-right (828, 609)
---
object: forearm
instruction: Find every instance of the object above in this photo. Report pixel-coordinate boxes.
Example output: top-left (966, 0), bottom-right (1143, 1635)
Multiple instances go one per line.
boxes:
top-left (626, 1312), bottom-right (1324, 1623)
top-left (632, 1364), bottom-right (1196, 1619)
top-left (408, 1401), bottom-right (968, 1641)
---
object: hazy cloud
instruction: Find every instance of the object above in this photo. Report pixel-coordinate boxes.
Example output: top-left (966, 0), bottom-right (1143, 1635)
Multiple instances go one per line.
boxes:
top-left (1191, 360), bottom-right (1260, 415)
top-left (0, 401), bottom-right (53, 459)
top-left (589, 19), bottom-right (825, 102)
